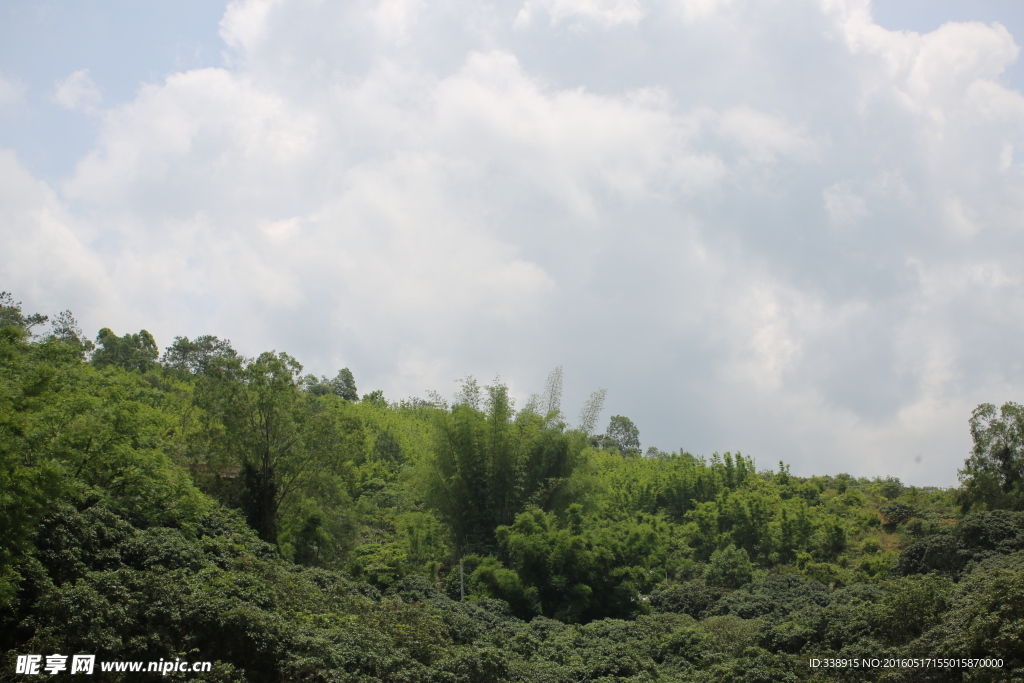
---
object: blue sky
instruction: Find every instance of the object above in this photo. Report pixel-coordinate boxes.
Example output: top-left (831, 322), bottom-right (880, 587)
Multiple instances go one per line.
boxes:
top-left (3, 0), bottom-right (1024, 485)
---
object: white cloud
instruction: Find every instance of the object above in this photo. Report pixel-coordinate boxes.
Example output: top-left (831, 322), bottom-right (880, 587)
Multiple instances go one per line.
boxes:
top-left (0, 73), bottom-right (25, 109)
top-left (906, 22), bottom-right (1018, 103)
top-left (369, 0), bottom-right (426, 44)
top-left (514, 0), bottom-right (645, 29)
top-left (219, 0), bottom-right (282, 54)
top-left (663, 0), bottom-right (733, 24)
top-left (5, 0), bottom-right (1024, 485)
top-left (63, 67), bottom-right (316, 208)
top-left (0, 149), bottom-right (111, 320)
top-left (717, 106), bottom-right (820, 163)
top-left (53, 69), bottom-right (102, 112)
top-left (431, 52), bottom-right (722, 212)
top-left (823, 183), bottom-right (869, 228)
top-left (833, 4), bottom-right (1021, 122)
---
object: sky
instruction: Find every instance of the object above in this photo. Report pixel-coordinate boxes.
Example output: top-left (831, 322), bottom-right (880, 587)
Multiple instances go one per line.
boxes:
top-left (3, 0), bottom-right (1024, 486)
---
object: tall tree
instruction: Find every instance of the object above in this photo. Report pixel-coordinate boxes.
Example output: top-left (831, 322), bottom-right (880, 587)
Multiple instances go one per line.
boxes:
top-left (303, 368), bottom-right (360, 401)
top-left (960, 402), bottom-right (1024, 511)
top-left (161, 335), bottom-right (238, 375)
top-left (333, 368), bottom-right (358, 401)
top-left (542, 366), bottom-right (563, 418)
top-left (0, 292), bottom-right (48, 332)
top-left (576, 388), bottom-right (607, 436)
top-left (302, 368), bottom-right (359, 401)
top-left (525, 367), bottom-right (564, 422)
top-left (198, 352), bottom-right (337, 542)
top-left (91, 328), bottom-right (159, 372)
top-left (47, 310), bottom-right (94, 358)
top-left (605, 415), bottom-right (641, 456)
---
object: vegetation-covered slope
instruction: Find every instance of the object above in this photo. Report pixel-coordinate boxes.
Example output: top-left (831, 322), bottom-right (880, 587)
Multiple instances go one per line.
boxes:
top-left (2, 293), bottom-right (1023, 682)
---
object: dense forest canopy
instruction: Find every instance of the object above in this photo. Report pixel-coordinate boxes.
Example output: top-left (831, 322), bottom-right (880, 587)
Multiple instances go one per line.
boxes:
top-left (2, 292), bottom-right (1023, 682)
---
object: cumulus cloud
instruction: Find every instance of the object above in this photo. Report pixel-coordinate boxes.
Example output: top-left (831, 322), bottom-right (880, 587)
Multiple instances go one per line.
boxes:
top-left (0, 150), bottom-right (111, 319)
top-left (716, 106), bottom-right (820, 163)
top-left (53, 69), bottom-right (102, 112)
top-left (5, 0), bottom-right (1024, 485)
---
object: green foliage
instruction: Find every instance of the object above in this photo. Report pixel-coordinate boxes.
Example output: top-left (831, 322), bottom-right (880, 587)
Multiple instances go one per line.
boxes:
top-left (777, 498), bottom-right (814, 562)
top-left (912, 555), bottom-right (1024, 672)
top-left (659, 621), bottom-right (712, 667)
top-left (194, 351), bottom-right (362, 544)
top-left (492, 505), bottom-right (669, 622)
top-left (469, 555), bottom-right (540, 618)
top-left (816, 516), bottom-right (848, 557)
top-left (47, 310), bottom-right (94, 358)
top-left (420, 380), bottom-right (589, 552)
top-left (880, 500), bottom-right (916, 526)
top-left (0, 316), bottom-right (210, 606)
top-left (590, 448), bottom-right (752, 526)
top-left (709, 574), bottom-right (830, 620)
top-left (91, 327), bottom-right (160, 372)
top-left (876, 476), bottom-right (904, 499)
top-left (704, 545), bottom-right (754, 589)
top-left (650, 581), bottom-right (723, 619)
top-left (303, 367), bottom-right (359, 401)
top-left (0, 332), bottom-right (65, 605)
top-left (872, 574), bottom-right (954, 646)
top-left (362, 389), bottom-right (387, 407)
top-left (960, 401), bottom-right (1024, 512)
top-left (278, 491), bottom-right (357, 570)
top-left (603, 414), bottom-right (641, 456)
top-left (161, 335), bottom-right (238, 375)
top-left (894, 510), bottom-right (1024, 578)
top-left (802, 560), bottom-right (846, 588)
top-left (0, 292), bottom-right (48, 333)
top-left (7, 294), bottom-right (1024, 679)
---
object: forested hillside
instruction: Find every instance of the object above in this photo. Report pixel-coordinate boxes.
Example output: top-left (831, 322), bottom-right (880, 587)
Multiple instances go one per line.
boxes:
top-left (2, 293), bottom-right (1023, 682)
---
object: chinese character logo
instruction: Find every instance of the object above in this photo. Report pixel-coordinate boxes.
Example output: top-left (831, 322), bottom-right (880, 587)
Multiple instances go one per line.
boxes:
top-left (44, 654), bottom-right (68, 675)
top-left (15, 655), bottom-right (42, 675)
top-left (71, 655), bottom-right (96, 674)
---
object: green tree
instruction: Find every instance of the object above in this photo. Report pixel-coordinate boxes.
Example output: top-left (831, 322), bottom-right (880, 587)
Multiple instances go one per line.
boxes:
top-left (0, 308), bottom-right (208, 606)
top-left (905, 561), bottom-right (1024, 671)
top-left (422, 379), bottom-right (588, 552)
top-left (198, 351), bottom-right (341, 542)
top-left (491, 506), bottom-right (668, 622)
top-left (161, 334), bottom-right (237, 375)
top-left (0, 292), bottom-right (48, 333)
top-left (91, 327), bottom-right (159, 372)
top-left (362, 389), bottom-right (387, 407)
top-left (0, 324), bottom-right (64, 605)
top-left (959, 402), bottom-right (1024, 511)
top-left (47, 310), bottom-right (94, 358)
top-left (777, 499), bottom-right (813, 561)
top-left (333, 368), bottom-right (359, 401)
top-left (304, 367), bottom-right (359, 401)
top-left (704, 544), bottom-right (754, 589)
top-left (604, 415), bottom-right (641, 456)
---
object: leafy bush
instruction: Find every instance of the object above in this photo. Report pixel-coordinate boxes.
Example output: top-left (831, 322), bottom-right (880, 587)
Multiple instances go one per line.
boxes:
top-left (894, 510), bottom-right (1024, 577)
top-left (705, 545), bottom-right (754, 589)
top-left (650, 581), bottom-right (723, 618)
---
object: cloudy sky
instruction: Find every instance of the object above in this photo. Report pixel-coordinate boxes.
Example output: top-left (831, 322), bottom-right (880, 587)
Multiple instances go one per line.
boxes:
top-left (4, 0), bottom-right (1024, 486)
